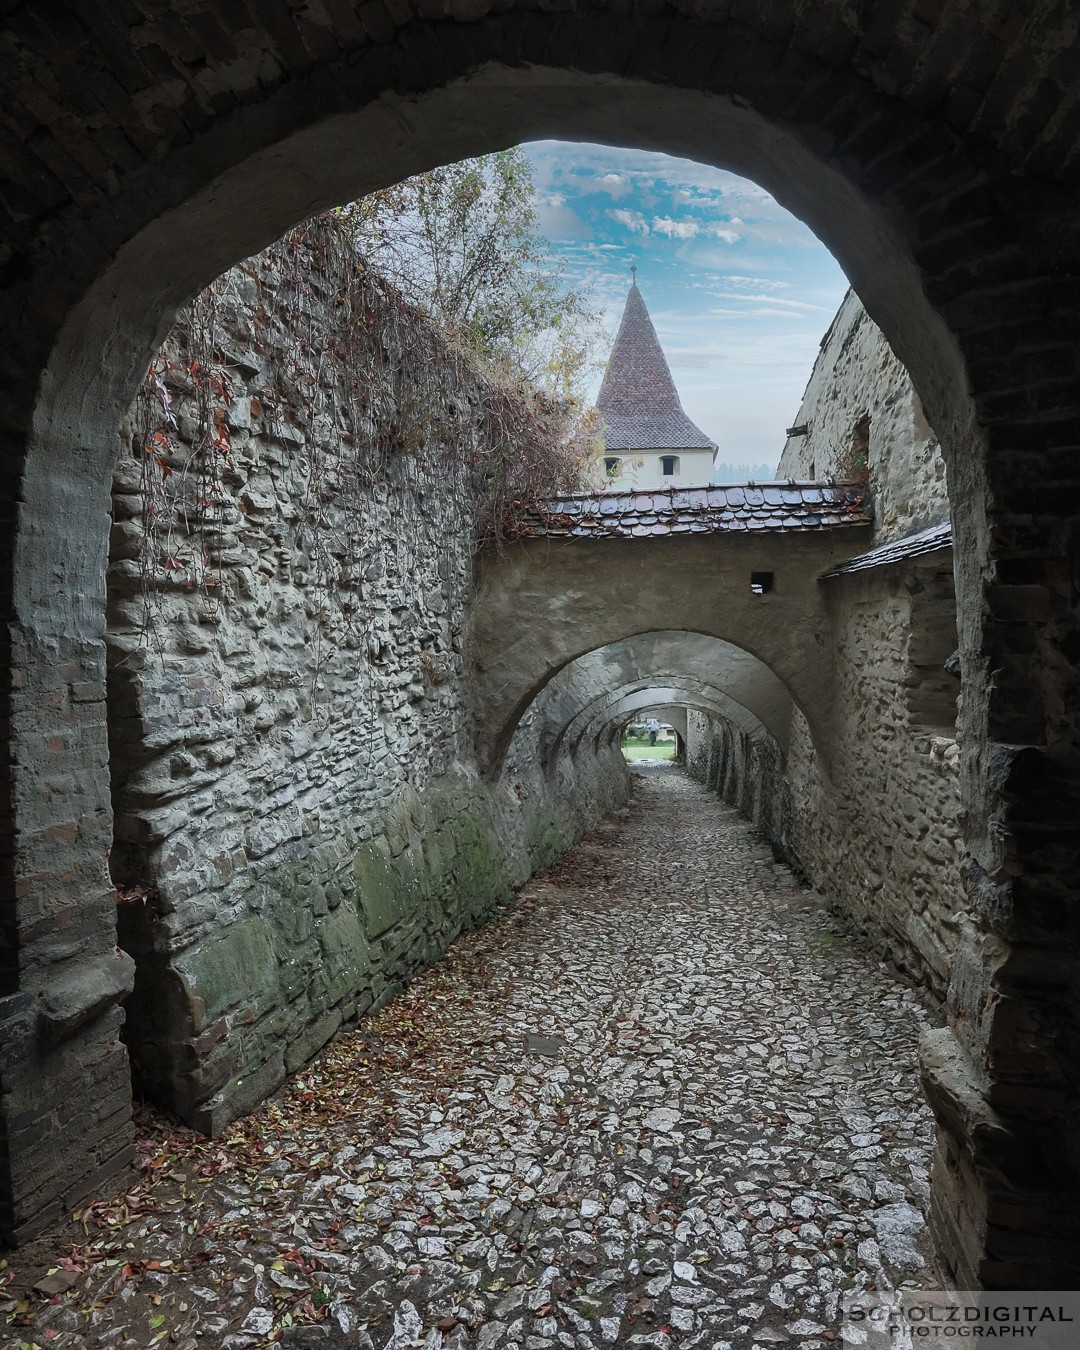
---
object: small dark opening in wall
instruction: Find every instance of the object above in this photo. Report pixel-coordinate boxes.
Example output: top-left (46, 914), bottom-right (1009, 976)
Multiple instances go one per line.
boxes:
top-left (751, 571), bottom-right (774, 595)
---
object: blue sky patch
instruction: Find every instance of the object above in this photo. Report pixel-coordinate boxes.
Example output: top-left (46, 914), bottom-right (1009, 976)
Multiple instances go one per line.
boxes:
top-left (523, 141), bottom-right (850, 475)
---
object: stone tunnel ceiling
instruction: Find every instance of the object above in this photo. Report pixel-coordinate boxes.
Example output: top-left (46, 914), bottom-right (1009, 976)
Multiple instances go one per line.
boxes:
top-left (552, 679), bottom-right (776, 767)
top-left (567, 684), bottom-right (769, 760)
top-left (569, 686), bottom-right (759, 764)
top-left (472, 526), bottom-right (866, 777)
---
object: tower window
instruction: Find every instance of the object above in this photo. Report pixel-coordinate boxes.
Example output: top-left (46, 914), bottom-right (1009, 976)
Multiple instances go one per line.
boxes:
top-left (604, 456), bottom-right (620, 476)
top-left (660, 455), bottom-right (679, 477)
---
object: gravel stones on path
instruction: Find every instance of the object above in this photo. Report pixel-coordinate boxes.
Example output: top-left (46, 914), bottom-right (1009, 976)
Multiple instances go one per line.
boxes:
top-left (3, 767), bottom-right (940, 1350)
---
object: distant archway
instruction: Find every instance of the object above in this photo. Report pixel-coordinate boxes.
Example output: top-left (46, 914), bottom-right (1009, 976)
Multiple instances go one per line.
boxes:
top-left (498, 630), bottom-right (793, 786)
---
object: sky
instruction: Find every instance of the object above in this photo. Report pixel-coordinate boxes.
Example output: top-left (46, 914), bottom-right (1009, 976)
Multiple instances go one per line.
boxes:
top-left (521, 141), bottom-right (851, 476)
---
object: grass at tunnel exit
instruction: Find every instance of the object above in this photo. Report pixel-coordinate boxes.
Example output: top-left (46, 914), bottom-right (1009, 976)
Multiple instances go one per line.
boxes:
top-left (621, 743), bottom-right (676, 761)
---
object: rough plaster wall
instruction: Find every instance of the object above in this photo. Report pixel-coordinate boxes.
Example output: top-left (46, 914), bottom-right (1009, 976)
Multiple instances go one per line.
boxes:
top-left (106, 252), bottom-right (623, 1134)
top-left (778, 290), bottom-right (949, 542)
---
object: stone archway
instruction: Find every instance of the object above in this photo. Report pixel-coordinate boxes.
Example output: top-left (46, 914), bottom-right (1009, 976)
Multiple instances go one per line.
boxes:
top-left (1, 2), bottom-right (1078, 1284)
top-left (496, 632), bottom-right (791, 778)
top-left (567, 682), bottom-right (771, 763)
top-left (471, 558), bottom-right (826, 775)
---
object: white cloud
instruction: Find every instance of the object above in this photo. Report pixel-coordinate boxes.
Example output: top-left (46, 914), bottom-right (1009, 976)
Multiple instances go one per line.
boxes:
top-left (608, 208), bottom-right (650, 234)
top-left (707, 222), bottom-right (742, 244)
top-left (595, 172), bottom-right (631, 199)
top-left (715, 292), bottom-right (831, 312)
top-left (652, 216), bottom-right (700, 240)
top-left (739, 219), bottom-right (820, 248)
top-left (721, 275), bottom-right (793, 290)
top-left (536, 199), bottom-right (587, 239)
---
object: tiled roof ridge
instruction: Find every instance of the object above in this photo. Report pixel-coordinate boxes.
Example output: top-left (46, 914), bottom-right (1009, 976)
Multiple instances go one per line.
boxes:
top-left (599, 409), bottom-right (716, 452)
top-left (540, 478), bottom-right (867, 504)
top-left (819, 520), bottom-right (953, 577)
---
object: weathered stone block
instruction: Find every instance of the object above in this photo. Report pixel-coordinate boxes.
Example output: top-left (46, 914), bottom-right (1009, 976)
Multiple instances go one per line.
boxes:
top-left (356, 835), bottom-right (414, 939)
top-left (284, 1009), bottom-right (342, 1075)
top-left (38, 949), bottom-right (136, 1044)
top-left (175, 920), bottom-right (278, 1024)
top-left (191, 1050), bottom-right (287, 1138)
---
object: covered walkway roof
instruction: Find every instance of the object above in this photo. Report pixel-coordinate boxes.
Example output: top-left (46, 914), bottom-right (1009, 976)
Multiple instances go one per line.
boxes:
top-left (520, 481), bottom-right (871, 539)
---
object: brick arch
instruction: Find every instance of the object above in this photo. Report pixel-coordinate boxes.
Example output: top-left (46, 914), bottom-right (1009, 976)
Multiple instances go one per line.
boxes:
top-left (1, 1), bottom-right (1077, 1284)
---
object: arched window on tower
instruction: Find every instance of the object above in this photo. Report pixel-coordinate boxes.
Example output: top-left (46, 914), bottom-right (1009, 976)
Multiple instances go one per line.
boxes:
top-left (660, 455), bottom-right (680, 478)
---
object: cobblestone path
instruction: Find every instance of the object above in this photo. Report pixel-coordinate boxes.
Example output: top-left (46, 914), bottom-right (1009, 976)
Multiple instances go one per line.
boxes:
top-left (3, 766), bottom-right (940, 1350)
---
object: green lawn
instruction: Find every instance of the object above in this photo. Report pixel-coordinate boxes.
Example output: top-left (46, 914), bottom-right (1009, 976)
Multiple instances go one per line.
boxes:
top-left (622, 742), bottom-right (676, 761)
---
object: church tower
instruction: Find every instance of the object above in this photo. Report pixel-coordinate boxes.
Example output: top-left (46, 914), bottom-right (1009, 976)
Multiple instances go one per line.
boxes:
top-left (592, 272), bottom-right (717, 490)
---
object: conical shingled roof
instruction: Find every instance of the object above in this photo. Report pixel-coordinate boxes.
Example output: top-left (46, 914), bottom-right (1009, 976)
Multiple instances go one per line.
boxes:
top-left (596, 280), bottom-right (716, 452)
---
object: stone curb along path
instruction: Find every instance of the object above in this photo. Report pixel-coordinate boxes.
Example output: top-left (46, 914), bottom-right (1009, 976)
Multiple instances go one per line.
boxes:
top-left (2, 765), bottom-right (941, 1350)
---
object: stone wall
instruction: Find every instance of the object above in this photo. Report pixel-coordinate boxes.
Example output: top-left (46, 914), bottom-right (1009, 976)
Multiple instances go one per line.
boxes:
top-left (688, 295), bottom-right (963, 998)
top-left (779, 289), bottom-right (949, 542)
top-left (685, 711), bottom-right (784, 840)
top-left (107, 238), bottom-right (626, 1136)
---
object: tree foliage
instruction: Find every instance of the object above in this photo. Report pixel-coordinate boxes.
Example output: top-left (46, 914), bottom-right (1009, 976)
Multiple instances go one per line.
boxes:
top-left (713, 461), bottom-right (778, 483)
top-left (341, 148), bottom-right (600, 408)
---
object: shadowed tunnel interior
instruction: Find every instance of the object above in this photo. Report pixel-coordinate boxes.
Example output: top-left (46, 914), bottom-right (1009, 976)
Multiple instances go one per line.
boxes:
top-left (500, 632), bottom-right (792, 778)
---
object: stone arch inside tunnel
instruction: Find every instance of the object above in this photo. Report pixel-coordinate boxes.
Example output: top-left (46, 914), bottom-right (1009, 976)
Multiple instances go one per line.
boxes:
top-left (617, 700), bottom-right (689, 744)
top-left (2, 0), bottom-right (1079, 1287)
top-left (579, 685), bottom-right (764, 760)
top-left (498, 632), bottom-right (790, 781)
top-left (471, 536), bottom-right (856, 780)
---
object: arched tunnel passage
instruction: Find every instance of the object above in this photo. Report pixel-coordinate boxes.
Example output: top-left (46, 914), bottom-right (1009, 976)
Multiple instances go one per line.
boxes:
top-left (499, 631), bottom-right (794, 786)
top-left (568, 680), bottom-right (772, 768)
top-left (472, 533), bottom-right (859, 780)
top-left (571, 675), bottom-right (780, 762)
top-left (1, 2), bottom-right (1078, 1289)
